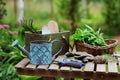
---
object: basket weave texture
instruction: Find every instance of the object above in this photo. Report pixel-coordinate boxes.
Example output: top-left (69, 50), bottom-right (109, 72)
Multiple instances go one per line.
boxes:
top-left (75, 39), bottom-right (118, 56)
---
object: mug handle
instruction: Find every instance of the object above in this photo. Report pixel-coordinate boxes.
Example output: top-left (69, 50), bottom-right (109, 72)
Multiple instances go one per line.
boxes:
top-left (51, 39), bottom-right (63, 59)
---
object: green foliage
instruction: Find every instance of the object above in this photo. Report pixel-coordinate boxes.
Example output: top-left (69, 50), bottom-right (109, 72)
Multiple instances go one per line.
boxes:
top-left (102, 53), bottom-right (113, 60)
top-left (21, 19), bottom-right (38, 33)
top-left (0, 0), bottom-right (7, 22)
top-left (20, 75), bottom-right (41, 80)
top-left (0, 65), bottom-right (21, 80)
top-left (0, 0), bottom-right (119, 79)
top-left (0, 25), bottom-right (20, 52)
top-left (55, 0), bottom-right (81, 33)
top-left (0, 49), bottom-right (22, 80)
top-left (115, 45), bottom-right (120, 52)
top-left (71, 24), bottom-right (107, 46)
top-left (103, 0), bottom-right (120, 36)
top-left (56, 0), bottom-right (81, 19)
top-left (0, 25), bottom-right (23, 79)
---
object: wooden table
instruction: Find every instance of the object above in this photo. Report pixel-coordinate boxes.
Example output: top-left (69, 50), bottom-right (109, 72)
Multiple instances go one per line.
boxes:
top-left (15, 55), bottom-right (120, 80)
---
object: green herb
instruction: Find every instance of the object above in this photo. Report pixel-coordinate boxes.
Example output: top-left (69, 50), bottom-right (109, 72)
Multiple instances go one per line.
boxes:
top-left (71, 24), bottom-right (107, 46)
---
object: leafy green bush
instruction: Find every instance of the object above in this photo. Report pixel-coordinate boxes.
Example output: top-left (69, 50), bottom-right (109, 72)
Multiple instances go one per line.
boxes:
top-left (0, 24), bottom-right (22, 80)
top-left (55, 0), bottom-right (81, 33)
top-left (0, 65), bottom-right (21, 80)
top-left (0, 50), bottom-right (22, 80)
top-left (103, 0), bottom-right (120, 36)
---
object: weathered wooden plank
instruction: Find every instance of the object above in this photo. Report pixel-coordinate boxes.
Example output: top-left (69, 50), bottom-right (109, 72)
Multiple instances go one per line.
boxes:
top-left (84, 62), bottom-right (94, 72)
top-left (71, 67), bottom-right (82, 71)
top-left (113, 52), bottom-right (120, 57)
top-left (53, 55), bottom-right (66, 77)
top-left (108, 61), bottom-right (118, 73)
top-left (60, 66), bottom-right (71, 78)
top-left (36, 55), bottom-right (61, 77)
top-left (94, 64), bottom-right (107, 80)
top-left (70, 67), bottom-right (83, 78)
top-left (23, 63), bottom-right (37, 76)
top-left (60, 66), bottom-right (70, 71)
top-left (107, 73), bottom-right (119, 80)
top-left (26, 64), bottom-right (36, 69)
top-left (106, 61), bottom-right (119, 80)
top-left (118, 58), bottom-right (120, 62)
top-left (64, 78), bottom-right (74, 80)
top-left (118, 58), bottom-right (120, 68)
top-left (48, 63), bottom-right (59, 70)
top-left (15, 58), bottom-right (29, 68)
top-left (54, 55), bottom-right (64, 61)
top-left (46, 77), bottom-right (55, 80)
top-left (36, 64), bottom-right (50, 77)
top-left (96, 64), bottom-right (106, 72)
top-left (83, 62), bottom-right (95, 79)
top-left (37, 65), bottom-right (49, 70)
top-left (118, 58), bottom-right (120, 73)
top-left (47, 63), bottom-right (60, 77)
top-left (15, 58), bottom-right (30, 75)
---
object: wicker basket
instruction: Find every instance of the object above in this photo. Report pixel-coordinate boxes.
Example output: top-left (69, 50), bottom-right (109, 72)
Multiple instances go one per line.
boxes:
top-left (75, 39), bottom-right (118, 56)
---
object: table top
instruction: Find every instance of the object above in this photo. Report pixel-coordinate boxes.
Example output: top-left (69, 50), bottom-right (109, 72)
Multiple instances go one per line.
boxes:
top-left (15, 55), bottom-right (120, 80)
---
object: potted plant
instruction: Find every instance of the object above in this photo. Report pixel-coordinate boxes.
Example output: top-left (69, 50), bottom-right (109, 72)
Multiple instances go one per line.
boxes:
top-left (71, 24), bottom-right (118, 56)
